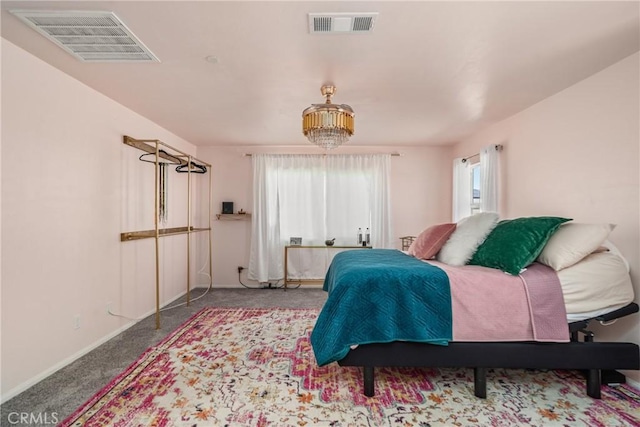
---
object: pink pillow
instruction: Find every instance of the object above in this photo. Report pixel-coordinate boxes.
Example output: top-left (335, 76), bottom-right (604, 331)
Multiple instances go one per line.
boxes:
top-left (408, 223), bottom-right (457, 260)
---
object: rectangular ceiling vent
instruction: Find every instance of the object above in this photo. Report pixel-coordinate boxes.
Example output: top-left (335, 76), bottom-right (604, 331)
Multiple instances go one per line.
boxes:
top-left (9, 10), bottom-right (159, 62)
top-left (308, 13), bottom-right (378, 34)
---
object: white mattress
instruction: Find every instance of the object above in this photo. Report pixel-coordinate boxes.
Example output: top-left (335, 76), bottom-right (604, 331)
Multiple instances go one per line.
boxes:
top-left (558, 251), bottom-right (635, 321)
top-left (412, 246), bottom-right (634, 323)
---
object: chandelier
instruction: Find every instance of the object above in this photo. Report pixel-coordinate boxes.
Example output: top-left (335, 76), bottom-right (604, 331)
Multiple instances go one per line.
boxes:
top-left (302, 85), bottom-right (355, 150)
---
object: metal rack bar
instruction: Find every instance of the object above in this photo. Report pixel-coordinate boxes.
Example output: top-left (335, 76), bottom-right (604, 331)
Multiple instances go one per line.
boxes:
top-left (122, 135), bottom-right (212, 168)
top-left (154, 140), bottom-right (161, 329)
top-left (120, 226), bottom-right (209, 241)
top-left (186, 154), bottom-right (192, 306)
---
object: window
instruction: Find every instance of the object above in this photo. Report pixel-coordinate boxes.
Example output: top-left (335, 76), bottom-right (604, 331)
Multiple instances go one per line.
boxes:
top-left (249, 154), bottom-right (392, 282)
top-left (452, 145), bottom-right (500, 222)
top-left (470, 163), bottom-right (481, 215)
top-left (275, 162), bottom-right (371, 246)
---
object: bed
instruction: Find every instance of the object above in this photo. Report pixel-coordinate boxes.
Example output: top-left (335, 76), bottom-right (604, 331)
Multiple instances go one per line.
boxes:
top-left (310, 216), bottom-right (639, 399)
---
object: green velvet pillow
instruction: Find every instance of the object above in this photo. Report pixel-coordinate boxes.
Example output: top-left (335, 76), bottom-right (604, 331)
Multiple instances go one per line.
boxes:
top-left (469, 216), bottom-right (572, 275)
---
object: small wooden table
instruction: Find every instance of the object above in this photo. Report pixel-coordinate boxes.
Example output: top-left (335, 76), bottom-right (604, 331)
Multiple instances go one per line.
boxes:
top-left (283, 245), bottom-right (372, 290)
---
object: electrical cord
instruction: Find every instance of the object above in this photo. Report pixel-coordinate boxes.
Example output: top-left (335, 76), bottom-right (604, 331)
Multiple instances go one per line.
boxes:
top-left (275, 279), bottom-right (300, 289)
top-left (237, 268), bottom-right (289, 289)
top-left (160, 277), bottom-right (212, 311)
top-left (109, 242), bottom-right (214, 319)
top-left (108, 279), bottom-right (213, 321)
top-left (106, 309), bottom-right (143, 322)
top-left (238, 267), bottom-right (262, 289)
top-left (262, 278), bottom-right (289, 289)
top-left (284, 282), bottom-right (301, 289)
top-left (160, 252), bottom-right (214, 310)
top-left (271, 279), bottom-right (287, 289)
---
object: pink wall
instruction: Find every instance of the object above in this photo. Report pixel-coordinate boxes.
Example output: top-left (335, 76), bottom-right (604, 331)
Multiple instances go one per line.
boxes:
top-left (196, 145), bottom-right (452, 286)
top-left (452, 52), bottom-right (640, 381)
top-left (1, 40), bottom-right (200, 400)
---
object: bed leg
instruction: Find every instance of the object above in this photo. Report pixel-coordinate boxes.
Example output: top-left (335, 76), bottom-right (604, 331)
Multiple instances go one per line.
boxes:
top-left (363, 366), bottom-right (375, 397)
top-left (474, 367), bottom-right (487, 398)
top-left (579, 329), bottom-right (602, 399)
top-left (586, 369), bottom-right (601, 399)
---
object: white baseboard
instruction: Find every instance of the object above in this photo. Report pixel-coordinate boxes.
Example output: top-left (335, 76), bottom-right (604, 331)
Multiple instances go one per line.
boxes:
top-left (0, 290), bottom-right (190, 404)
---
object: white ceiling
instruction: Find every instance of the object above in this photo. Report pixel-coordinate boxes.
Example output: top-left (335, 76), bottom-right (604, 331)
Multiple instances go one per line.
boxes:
top-left (2, 1), bottom-right (639, 147)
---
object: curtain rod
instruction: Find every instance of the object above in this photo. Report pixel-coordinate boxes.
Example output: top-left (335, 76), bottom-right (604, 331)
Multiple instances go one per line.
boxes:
top-left (461, 144), bottom-right (503, 163)
top-left (243, 153), bottom-right (401, 157)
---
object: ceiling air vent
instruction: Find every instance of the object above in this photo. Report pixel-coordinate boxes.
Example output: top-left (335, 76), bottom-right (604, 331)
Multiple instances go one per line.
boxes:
top-left (308, 13), bottom-right (378, 34)
top-left (9, 10), bottom-right (159, 62)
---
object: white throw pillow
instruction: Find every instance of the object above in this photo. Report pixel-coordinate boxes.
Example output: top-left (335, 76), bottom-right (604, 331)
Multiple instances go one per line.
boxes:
top-left (436, 212), bottom-right (499, 266)
top-left (537, 223), bottom-right (615, 271)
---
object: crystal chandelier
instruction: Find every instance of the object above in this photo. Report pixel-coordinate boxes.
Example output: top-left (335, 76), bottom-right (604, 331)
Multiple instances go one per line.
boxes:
top-left (302, 85), bottom-right (355, 150)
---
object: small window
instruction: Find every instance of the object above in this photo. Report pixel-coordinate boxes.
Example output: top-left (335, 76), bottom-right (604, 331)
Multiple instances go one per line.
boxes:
top-left (470, 163), bottom-right (481, 214)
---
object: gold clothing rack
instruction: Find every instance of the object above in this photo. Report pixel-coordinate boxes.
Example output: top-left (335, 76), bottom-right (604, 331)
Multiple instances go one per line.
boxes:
top-left (120, 135), bottom-right (213, 329)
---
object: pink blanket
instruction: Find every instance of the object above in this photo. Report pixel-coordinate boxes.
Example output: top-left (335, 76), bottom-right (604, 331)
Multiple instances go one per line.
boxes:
top-left (427, 261), bottom-right (569, 342)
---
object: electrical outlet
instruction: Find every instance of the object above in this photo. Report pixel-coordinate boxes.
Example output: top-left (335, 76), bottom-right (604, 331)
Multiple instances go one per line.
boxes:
top-left (106, 302), bottom-right (113, 314)
top-left (73, 315), bottom-right (81, 330)
top-left (237, 266), bottom-right (244, 273)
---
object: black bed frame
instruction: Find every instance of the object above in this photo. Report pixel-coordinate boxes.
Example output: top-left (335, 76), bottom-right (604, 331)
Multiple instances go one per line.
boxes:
top-left (338, 302), bottom-right (640, 399)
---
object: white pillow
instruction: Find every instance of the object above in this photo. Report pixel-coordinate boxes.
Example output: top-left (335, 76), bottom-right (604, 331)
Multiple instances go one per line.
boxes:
top-left (537, 223), bottom-right (615, 271)
top-left (436, 212), bottom-right (499, 266)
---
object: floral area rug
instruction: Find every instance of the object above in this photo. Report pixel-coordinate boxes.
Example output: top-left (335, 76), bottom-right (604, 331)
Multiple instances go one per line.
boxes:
top-left (62, 307), bottom-right (640, 426)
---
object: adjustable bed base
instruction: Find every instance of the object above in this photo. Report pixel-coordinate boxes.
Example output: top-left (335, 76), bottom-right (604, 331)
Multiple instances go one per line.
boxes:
top-left (338, 302), bottom-right (640, 399)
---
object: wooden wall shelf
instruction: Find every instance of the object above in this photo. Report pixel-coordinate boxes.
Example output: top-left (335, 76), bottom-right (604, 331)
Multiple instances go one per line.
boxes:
top-left (216, 213), bottom-right (251, 220)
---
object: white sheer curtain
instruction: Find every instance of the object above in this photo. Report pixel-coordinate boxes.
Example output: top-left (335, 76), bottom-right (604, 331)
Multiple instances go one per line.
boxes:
top-left (249, 154), bottom-right (392, 282)
top-left (452, 158), bottom-right (471, 222)
top-left (367, 155), bottom-right (392, 249)
top-left (479, 144), bottom-right (500, 213)
top-left (248, 154), bottom-right (284, 283)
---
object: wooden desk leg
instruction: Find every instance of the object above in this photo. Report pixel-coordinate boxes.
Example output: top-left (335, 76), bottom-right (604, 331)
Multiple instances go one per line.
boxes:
top-left (283, 246), bottom-right (288, 291)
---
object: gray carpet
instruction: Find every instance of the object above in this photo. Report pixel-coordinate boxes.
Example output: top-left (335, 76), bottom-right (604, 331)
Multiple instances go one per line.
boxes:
top-left (0, 287), bottom-right (327, 426)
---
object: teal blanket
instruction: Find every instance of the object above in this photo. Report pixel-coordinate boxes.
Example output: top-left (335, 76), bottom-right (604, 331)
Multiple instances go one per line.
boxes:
top-left (310, 249), bottom-right (452, 366)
